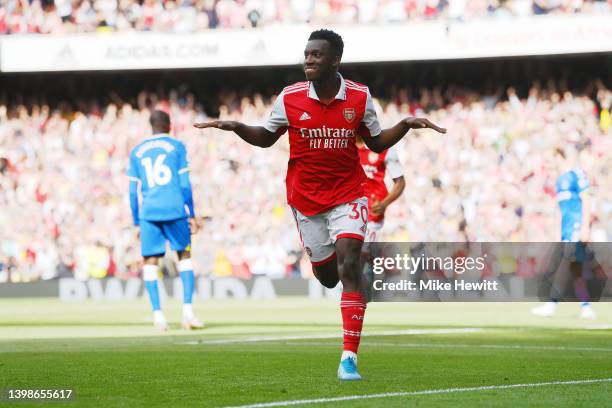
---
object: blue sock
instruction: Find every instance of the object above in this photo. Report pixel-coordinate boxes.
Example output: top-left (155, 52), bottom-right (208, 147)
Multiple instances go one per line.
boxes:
top-left (145, 280), bottom-right (161, 311)
top-left (180, 270), bottom-right (195, 304)
top-left (581, 301), bottom-right (590, 307)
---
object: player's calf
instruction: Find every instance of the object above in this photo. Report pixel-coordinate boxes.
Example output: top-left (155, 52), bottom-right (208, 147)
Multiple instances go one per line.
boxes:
top-left (142, 261), bottom-right (168, 332)
top-left (177, 253), bottom-right (204, 330)
top-left (336, 238), bottom-right (367, 380)
top-left (336, 241), bottom-right (363, 293)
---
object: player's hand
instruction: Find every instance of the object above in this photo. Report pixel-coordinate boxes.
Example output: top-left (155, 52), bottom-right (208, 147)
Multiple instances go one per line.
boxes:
top-left (188, 217), bottom-right (201, 235)
top-left (371, 201), bottom-right (386, 216)
top-left (193, 120), bottom-right (239, 131)
top-left (403, 117), bottom-right (446, 134)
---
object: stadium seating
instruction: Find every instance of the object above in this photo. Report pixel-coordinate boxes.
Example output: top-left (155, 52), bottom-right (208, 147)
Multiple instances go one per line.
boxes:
top-left (0, 81), bottom-right (610, 282)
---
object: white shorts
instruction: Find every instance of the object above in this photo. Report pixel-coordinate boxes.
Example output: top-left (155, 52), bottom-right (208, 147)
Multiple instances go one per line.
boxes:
top-left (291, 197), bottom-right (368, 265)
top-left (365, 221), bottom-right (384, 243)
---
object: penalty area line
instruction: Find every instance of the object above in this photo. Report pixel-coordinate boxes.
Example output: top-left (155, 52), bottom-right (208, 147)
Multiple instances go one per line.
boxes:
top-left (225, 378), bottom-right (612, 408)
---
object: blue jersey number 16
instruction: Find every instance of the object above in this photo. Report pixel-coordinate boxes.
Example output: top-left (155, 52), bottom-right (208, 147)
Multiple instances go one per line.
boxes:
top-left (141, 154), bottom-right (172, 188)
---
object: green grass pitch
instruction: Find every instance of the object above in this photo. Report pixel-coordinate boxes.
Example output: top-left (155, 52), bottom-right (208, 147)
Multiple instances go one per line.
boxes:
top-left (0, 298), bottom-right (611, 407)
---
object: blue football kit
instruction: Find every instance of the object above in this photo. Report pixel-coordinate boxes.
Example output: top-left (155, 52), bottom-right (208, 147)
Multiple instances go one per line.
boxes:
top-left (127, 134), bottom-right (195, 257)
top-left (555, 169), bottom-right (589, 243)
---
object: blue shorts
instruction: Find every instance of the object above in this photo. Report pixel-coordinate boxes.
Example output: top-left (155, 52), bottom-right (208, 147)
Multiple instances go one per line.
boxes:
top-left (140, 218), bottom-right (191, 257)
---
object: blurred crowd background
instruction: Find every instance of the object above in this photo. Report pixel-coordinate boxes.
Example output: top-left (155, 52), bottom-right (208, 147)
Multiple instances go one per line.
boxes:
top-left (1, 56), bottom-right (610, 282)
top-left (1, 0), bottom-right (611, 35)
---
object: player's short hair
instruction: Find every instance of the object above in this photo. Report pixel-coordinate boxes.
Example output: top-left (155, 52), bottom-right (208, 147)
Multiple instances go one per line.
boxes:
top-left (308, 29), bottom-right (343, 58)
top-left (150, 110), bottom-right (171, 129)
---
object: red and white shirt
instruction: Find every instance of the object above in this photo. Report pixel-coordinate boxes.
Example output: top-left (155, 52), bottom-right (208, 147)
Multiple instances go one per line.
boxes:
top-left (264, 74), bottom-right (382, 216)
top-left (358, 145), bottom-right (404, 223)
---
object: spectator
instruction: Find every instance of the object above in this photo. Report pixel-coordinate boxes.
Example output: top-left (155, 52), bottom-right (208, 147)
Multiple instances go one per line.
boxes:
top-left (0, 78), bottom-right (610, 282)
top-left (1, 0), bottom-right (610, 35)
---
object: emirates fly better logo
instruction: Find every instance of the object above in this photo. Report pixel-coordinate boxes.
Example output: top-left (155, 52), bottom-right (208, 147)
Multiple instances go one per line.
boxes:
top-left (299, 126), bottom-right (355, 149)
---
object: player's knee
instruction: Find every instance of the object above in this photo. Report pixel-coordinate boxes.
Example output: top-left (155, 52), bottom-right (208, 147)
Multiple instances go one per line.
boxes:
top-left (143, 255), bottom-right (161, 265)
top-left (313, 263), bottom-right (340, 288)
top-left (318, 275), bottom-right (339, 289)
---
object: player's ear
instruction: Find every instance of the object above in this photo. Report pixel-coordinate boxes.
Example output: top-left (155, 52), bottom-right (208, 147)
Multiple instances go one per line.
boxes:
top-left (332, 55), bottom-right (341, 69)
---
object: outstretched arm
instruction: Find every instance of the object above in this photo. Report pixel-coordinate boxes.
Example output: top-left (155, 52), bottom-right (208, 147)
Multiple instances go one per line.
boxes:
top-left (195, 91), bottom-right (288, 147)
top-left (363, 117), bottom-right (446, 153)
top-left (193, 121), bottom-right (282, 148)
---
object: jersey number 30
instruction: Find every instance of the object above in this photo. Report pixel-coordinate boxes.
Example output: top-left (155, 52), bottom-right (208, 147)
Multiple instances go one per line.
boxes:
top-left (141, 154), bottom-right (172, 188)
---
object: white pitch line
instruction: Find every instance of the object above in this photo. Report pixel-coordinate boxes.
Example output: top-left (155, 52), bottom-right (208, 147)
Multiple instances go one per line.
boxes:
top-left (224, 378), bottom-right (612, 408)
top-left (278, 341), bottom-right (612, 353)
top-left (584, 325), bottom-right (612, 330)
top-left (176, 328), bottom-right (482, 345)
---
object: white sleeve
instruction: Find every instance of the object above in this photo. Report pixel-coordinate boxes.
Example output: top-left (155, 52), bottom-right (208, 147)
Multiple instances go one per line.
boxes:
top-left (362, 88), bottom-right (382, 137)
top-left (385, 147), bottom-right (404, 179)
top-left (263, 91), bottom-right (289, 133)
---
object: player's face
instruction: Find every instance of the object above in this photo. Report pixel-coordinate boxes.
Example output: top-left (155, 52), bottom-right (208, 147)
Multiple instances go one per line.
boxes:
top-left (303, 40), bottom-right (339, 81)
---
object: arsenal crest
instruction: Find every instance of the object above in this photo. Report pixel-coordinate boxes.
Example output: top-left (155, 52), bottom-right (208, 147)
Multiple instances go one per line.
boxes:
top-left (368, 152), bottom-right (378, 163)
top-left (343, 108), bottom-right (355, 123)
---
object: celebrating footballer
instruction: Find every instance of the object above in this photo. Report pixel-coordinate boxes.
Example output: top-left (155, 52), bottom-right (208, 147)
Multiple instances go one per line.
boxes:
top-left (194, 29), bottom-right (446, 380)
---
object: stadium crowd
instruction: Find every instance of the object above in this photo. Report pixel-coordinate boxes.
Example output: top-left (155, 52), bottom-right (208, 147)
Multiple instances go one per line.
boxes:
top-left (0, 0), bottom-right (611, 34)
top-left (0, 79), bottom-right (610, 282)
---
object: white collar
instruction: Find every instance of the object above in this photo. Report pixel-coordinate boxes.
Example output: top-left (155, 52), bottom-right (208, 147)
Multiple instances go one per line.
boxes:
top-left (307, 72), bottom-right (347, 101)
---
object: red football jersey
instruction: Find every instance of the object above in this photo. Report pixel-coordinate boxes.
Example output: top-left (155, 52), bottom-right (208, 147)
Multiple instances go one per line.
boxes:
top-left (264, 74), bottom-right (382, 216)
top-left (358, 145), bottom-right (404, 222)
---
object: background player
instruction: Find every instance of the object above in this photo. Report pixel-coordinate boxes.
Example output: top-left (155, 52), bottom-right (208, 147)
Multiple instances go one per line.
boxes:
top-left (128, 110), bottom-right (204, 331)
top-left (357, 134), bottom-right (405, 299)
top-left (532, 148), bottom-right (595, 319)
top-left (194, 29), bottom-right (445, 380)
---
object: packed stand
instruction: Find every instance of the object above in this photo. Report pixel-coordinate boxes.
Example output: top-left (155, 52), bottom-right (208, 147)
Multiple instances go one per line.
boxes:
top-left (0, 81), bottom-right (610, 282)
top-left (1, 0), bottom-right (611, 35)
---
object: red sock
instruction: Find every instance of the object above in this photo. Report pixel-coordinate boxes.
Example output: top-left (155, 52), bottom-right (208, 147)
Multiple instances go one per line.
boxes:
top-left (341, 292), bottom-right (366, 354)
